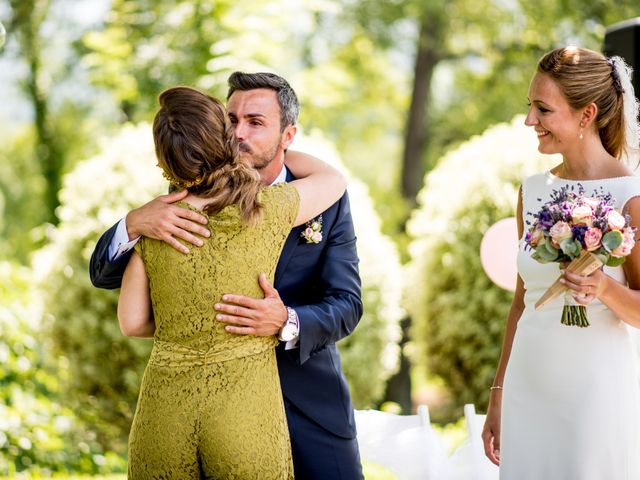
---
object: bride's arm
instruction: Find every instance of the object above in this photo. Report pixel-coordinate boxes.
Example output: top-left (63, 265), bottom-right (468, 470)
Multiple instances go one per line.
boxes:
top-left (117, 251), bottom-right (156, 337)
top-left (562, 196), bottom-right (640, 328)
top-left (481, 186), bottom-right (526, 466)
top-left (284, 150), bottom-right (347, 227)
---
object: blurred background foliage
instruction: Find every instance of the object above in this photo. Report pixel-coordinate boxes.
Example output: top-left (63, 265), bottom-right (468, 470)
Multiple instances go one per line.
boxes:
top-left (406, 117), bottom-right (556, 420)
top-left (0, 0), bottom-right (638, 474)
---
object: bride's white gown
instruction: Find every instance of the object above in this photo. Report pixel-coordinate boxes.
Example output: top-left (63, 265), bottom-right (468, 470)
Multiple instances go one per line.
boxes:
top-left (501, 172), bottom-right (640, 480)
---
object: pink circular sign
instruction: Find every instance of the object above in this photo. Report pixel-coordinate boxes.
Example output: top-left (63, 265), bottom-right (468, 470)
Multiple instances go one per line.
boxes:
top-left (480, 217), bottom-right (518, 291)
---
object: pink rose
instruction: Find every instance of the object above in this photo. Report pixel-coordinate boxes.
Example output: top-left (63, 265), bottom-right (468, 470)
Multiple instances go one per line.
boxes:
top-left (529, 226), bottom-right (544, 247)
top-left (571, 205), bottom-right (593, 226)
top-left (583, 227), bottom-right (602, 251)
top-left (611, 230), bottom-right (636, 257)
top-left (550, 221), bottom-right (572, 246)
top-left (311, 231), bottom-right (323, 243)
top-left (304, 227), bottom-right (313, 238)
top-left (607, 211), bottom-right (626, 231)
top-left (583, 197), bottom-right (601, 210)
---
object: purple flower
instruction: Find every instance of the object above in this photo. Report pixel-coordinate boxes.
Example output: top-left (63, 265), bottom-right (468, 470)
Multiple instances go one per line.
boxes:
top-left (537, 209), bottom-right (555, 230)
top-left (571, 225), bottom-right (588, 246)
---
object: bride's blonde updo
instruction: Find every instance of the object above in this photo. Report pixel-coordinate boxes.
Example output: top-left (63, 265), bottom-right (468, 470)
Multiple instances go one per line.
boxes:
top-left (153, 86), bottom-right (263, 224)
top-left (536, 46), bottom-right (636, 161)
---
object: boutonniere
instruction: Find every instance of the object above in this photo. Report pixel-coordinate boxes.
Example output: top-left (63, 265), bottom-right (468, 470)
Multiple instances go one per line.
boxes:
top-left (301, 215), bottom-right (323, 244)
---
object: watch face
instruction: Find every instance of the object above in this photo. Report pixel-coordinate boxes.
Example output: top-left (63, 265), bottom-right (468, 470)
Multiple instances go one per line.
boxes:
top-left (281, 324), bottom-right (298, 341)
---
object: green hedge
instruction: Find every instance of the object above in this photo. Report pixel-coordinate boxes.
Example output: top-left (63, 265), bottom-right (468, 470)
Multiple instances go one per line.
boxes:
top-left (34, 124), bottom-right (163, 454)
top-left (406, 116), bottom-right (552, 419)
top-left (0, 262), bottom-right (125, 475)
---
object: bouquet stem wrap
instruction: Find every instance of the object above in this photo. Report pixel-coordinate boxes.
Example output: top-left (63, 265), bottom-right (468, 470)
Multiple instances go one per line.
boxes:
top-left (534, 250), bottom-right (603, 327)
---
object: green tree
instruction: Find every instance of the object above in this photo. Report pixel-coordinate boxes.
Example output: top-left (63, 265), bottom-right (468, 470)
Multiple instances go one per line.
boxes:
top-left (80, 0), bottom-right (236, 121)
top-left (1, 0), bottom-right (115, 256)
top-left (6, 0), bottom-right (63, 224)
top-left (350, 0), bottom-right (639, 202)
top-left (79, 0), bottom-right (412, 235)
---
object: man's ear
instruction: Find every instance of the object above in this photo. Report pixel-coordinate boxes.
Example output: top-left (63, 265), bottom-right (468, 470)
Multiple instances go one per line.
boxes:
top-left (281, 124), bottom-right (297, 150)
top-left (581, 103), bottom-right (598, 128)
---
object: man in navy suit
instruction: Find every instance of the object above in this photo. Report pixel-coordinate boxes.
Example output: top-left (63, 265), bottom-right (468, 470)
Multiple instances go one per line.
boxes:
top-left (90, 72), bottom-right (364, 479)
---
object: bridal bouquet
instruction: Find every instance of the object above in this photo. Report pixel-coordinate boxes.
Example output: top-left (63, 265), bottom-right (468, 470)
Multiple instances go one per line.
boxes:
top-left (525, 184), bottom-right (636, 327)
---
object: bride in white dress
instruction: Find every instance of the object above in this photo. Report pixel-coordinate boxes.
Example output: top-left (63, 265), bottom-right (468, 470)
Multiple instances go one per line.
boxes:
top-left (482, 46), bottom-right (640, 480)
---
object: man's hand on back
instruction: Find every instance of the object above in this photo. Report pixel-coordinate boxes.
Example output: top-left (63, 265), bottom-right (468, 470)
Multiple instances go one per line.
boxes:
top-left (215, 273), bottom-right (288, 336)
top-left (126, 189), bottom-right (210, 254)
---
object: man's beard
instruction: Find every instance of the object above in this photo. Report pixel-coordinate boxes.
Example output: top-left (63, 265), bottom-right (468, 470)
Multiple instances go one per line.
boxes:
top-left (238, 138), bottom-right (281, 170)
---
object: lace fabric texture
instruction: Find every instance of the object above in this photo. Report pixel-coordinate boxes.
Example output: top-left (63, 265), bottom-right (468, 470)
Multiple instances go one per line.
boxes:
top-left (129, 183), bottom-right (299, 479)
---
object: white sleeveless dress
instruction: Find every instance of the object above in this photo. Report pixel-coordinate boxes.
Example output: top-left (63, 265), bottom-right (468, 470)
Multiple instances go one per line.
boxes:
top-left (500, 171), bottom-right (640, 480)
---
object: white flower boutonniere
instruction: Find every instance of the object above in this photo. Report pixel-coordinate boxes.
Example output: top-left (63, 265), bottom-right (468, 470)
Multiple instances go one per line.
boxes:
top-left (301, 215), bottom-right (323, 244)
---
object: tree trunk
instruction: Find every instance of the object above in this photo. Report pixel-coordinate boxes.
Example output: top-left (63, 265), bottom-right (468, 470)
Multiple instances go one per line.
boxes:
top-left (400, 15), bottom-right (442, 203)
top-left (11, 0), bottom-right (60, 224)
top-left (386, 11), bottom-right (446, 413)
top-left (27, 45), bottom-right (61, 225)
top-left (382, 315), bottom-right (413, 413)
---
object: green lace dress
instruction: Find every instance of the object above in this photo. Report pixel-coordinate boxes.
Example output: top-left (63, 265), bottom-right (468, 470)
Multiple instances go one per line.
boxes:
top-left (127, 183), bottom-right (299, 479)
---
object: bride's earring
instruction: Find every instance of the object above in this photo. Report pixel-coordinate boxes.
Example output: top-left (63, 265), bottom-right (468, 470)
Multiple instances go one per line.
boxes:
top-left (579, 121), bottom-right (584, 139)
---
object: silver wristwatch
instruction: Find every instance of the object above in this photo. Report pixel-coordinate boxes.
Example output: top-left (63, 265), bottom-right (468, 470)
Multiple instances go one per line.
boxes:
top-left (278, 307), bottom-right (300, 342)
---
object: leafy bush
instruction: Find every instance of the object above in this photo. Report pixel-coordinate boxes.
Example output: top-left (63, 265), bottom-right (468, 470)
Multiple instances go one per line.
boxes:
top-left (0, 262), bottom-right (126, 475)
top-left (405, 116), bottom-right (554, 420)
top-left (34, 123), bottom-right (403, 455)
top-left (33, 124), bottom-right (164, 454)
top-left (0, 127), bottom-right (49, 263)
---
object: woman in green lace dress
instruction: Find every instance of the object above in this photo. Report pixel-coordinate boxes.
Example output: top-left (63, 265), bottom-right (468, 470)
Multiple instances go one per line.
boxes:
top-left (117, 86), bottom-right (346, 479)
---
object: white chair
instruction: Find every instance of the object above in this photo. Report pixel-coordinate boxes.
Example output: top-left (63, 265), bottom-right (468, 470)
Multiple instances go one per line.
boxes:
top-left (448, 404), bottom-right (499, 480)
top-left (354, 405), bottom-right (451, 480)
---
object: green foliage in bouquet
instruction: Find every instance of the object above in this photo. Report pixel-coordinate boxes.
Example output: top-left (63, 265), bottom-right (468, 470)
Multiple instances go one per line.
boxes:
top-left (0, 262), bottom-right (126, 475)
top-left (405, 116), bottom-right (552, 420)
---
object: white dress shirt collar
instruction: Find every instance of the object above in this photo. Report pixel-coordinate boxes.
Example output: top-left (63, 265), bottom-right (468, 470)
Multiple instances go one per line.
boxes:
top-left (270, 165), bottom-right (287, 186)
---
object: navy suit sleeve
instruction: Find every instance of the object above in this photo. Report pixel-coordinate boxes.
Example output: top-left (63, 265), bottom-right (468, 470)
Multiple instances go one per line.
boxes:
top-left (89, 222), bottom-right (131, 290)
top-left (294, 193), bottom-right (363, 365)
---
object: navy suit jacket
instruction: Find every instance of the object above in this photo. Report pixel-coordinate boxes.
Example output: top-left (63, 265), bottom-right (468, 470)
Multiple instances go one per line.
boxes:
top-left (89, 174), bottom-right (363, 438)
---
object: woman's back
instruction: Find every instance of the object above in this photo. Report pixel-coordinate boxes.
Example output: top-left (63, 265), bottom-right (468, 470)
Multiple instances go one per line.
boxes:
top-left (135, 183), bottom-right (299, 356)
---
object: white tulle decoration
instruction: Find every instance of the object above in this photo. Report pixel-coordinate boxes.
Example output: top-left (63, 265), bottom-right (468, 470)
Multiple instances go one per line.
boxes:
top-left (611, 56), bottom-right (640, 171)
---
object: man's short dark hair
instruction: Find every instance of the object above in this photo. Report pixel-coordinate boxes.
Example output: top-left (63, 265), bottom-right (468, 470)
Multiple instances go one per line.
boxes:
top-left (227, 72), bottom-right (299, 131)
